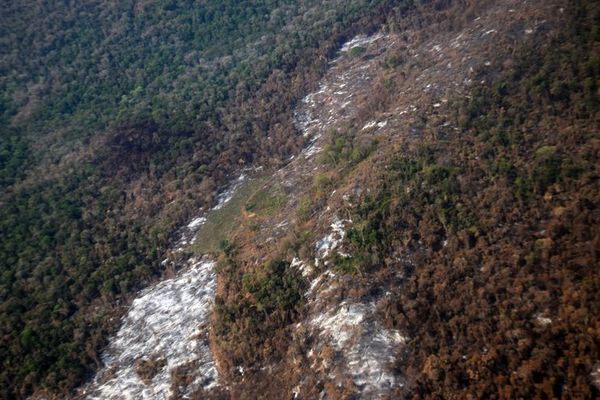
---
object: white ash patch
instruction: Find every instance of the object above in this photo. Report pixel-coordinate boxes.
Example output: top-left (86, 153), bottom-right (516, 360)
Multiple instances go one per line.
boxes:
top-left (362, 120), bottom-right (377, 130)
top-left (275, 219), bottom-right (289, 230)
top-left (306, 270), bottom-right (337, 297)
top-left (187, 217), bottom-right (208, 245)
top-left (316, 218), bottom-right (351, 259)
top-left (309, 301), bottom-right (407, 397)
top-left (292, 34), bottom-right (389, 164)
top-left (592, 364), bottom-right (600, 390)
top-left (83, 258), bottom-right (218, 399)
top-left (292, 384), bottom-right (301, 399)
top-left (362, 120), bottom-right (388, 130)
top-left (187, 216), bottom-right (207, 229)
top-left (337, 250), bottom-right (351, 258)
top-left (340, 34), bottom-right (383, 52)
top-left (291, 257), bottom-right (313, 278)
top-left (173, 213), bottom-right (206, 252)
top-left (307, 272), bottom-right (326, 296)
top-left (173, 174), bottom-right (247, 252)
top-left (294, 82), bottom-right (327, 139)
top-left (212, 174), bottom-right (247, 210)
top-left (302, 138), bottom-right (322, 159)
top-left (534, 314), bottom-right (552, 326)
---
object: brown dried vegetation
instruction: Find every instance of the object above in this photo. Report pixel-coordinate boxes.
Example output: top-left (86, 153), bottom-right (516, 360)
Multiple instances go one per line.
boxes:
top-left (208, 0), bottom-right (599, 398)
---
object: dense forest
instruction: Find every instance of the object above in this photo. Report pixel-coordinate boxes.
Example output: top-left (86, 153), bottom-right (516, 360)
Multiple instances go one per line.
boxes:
top-left (1, 0), bottom-right (598, 399)
top-left (0, 0), bottom-right (410, 398)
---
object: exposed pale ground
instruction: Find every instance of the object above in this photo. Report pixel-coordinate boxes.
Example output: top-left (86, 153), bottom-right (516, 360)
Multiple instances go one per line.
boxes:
top-left (77, 1), bottom-right (562, 396)
top-left (79, 177), bottom-right (249, 399)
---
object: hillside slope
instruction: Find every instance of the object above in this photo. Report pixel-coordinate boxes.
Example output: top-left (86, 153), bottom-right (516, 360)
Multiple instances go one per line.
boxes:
top-left (0, 1), bottom-right (402, 398)
top-left (0, 0), bottom-right (598, 399)
top-left (207, 0), bottom-right (599, 398)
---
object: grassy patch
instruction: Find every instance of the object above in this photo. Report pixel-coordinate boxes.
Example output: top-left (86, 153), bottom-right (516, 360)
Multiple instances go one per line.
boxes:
top-left (349, 46), bottom-right (367, 57)
top-left (191, 178), bottom-right (262, 254)
top-left (244, 184), bottom-right (286, 217)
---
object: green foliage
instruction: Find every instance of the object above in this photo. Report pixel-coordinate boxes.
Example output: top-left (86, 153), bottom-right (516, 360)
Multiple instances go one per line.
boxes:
top-left (219, 240), bottom-right (234, 257)
top-left (335, 149), bottom-right (482, 275)
top-left (0, 166), bottom-right (168, 395)
top-left (321, 130), bottom-right (378, 167)
top-left (192, 178), bottom-right (258, 255)
top-left (296, 194), bottom-right (314, 222)
top-left (349, 46), bottom-right (367, 57)
top-left (1, 0), bottom-right (596, 397)
top-left (0, 129), bottom-right (29, 188)
top-left (0, 1), bottom-right (397, 394)
top-left (382, 54), bottom-right (404, 69)
top-left (312, 173), bottom-right (335, 205)
top-left (493, 157), bottom-right (517, 182)
top-left (335, 181), bottom-right (395, 274)
top-left (214, 257), bottom-right (304, 368)
top-left (245, 187), bottom-right (286, 216)
top-left (242, 260), bottom-right (304, 314)
top-left (2, 0), bottom-right (391, 146)
top-left (532, 146), bottom-right (562, 193)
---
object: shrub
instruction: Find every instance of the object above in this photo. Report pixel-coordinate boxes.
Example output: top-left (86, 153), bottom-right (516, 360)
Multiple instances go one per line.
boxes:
top-left (242, 260), bottom-right (304, 314)
top-left (349, 46), bottom-right (367, 57)
top-left (532, 146), bottom-right (562, 193)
